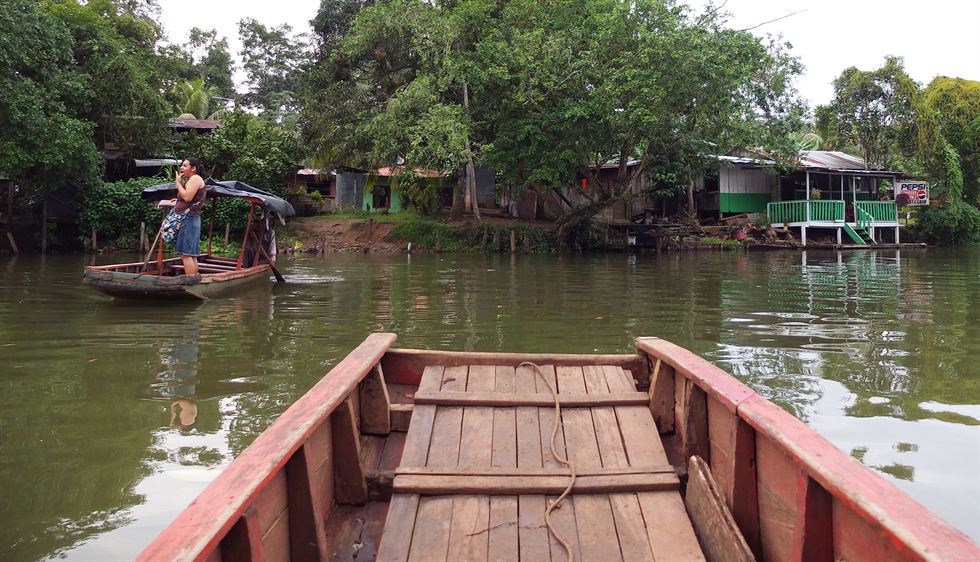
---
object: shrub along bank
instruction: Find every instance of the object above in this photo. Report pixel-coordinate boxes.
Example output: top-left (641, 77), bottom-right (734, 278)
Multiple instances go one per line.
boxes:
top-left (79, 176), bottom-right (249, 252)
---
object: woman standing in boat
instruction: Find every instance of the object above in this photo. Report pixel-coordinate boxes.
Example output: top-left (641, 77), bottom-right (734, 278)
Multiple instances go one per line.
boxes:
top-left (174, 158), bottom-right (207, 276)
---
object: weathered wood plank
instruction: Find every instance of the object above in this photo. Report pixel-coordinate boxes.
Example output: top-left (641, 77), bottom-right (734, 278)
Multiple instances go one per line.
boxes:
top-left (408, 365), bottom-right (468, 562)
top-left (489, 366), bottom-right (519, 562)
top-left (447, 365), bottom-right (495, 562)
top-left (648, 361), bottom-right (675, 433)
top-left (790, 474), bottom-right (833, 562)
top-left (533, 365), bottom-right (581, 562)
top-left (395, 466), bottom-right (674, 477)
top-left (360, 364), bottom-right (392, 435)
top-left (515, 364), bottom-right (550, 562)
top-left (556, 365), bottom-right (623, 562)
top-left (390, 403), bottom-right (413, 432)
top-left (585, 366), bottom-right (654, 562)
top-left (380, 431), bottom-right (408, 472)
top-left (375, 366), bottom-right (442, 562)
top-left (412, 391), bottom-right (649, 407)
top-left (681, 377), bottom-right (711, 463)
top-left (331, 398), bottom-right (367, 505)
top-left (755, 434), bottom-right (798, 562)
top-left (381, 349), bottom-right (645, 385)
top-left (360, 435), bottom-right (385, 472)
top-left (393, 472), bottom-right (678, 495)
top-left (606, 368), bottom-right (704, 561)
top-left (685, 456), bottom-right (755, 562)
top-left (220, 508), bottom-right (265, 562)
top-left (285, 444), bottom-right (329, 562)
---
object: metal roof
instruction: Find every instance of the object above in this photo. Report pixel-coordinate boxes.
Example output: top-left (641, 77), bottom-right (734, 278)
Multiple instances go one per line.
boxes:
top-left (169, 118), bottom-right (221, 130)
top-left (799, 151), bottom-right (900, 175)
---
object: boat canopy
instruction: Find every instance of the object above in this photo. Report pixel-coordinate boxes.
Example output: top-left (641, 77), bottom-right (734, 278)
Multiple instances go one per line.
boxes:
top-left (141, 179), bottom-right (295, 220)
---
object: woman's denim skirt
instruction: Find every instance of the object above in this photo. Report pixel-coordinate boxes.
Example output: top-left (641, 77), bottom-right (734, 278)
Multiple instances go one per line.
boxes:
top-left (174, 213), bottom-right (202, 256)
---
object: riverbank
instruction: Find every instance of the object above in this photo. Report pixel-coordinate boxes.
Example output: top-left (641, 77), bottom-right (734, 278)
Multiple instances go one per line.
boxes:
top-left (280, 213), bottom-right (778, 254)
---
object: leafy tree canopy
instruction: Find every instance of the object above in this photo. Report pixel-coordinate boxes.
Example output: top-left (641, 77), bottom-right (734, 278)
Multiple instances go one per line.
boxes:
top-left (923, 77), bottom-right (980, 204)
top-left (238, 18), bottom-right (311, 124)
top-left (177, 110), bottom-right (302, 195)
top-left (303, 0), bottom-right (804, 238)
top-left (816, 56), bottom-right (918, 170)
top-left (0, 0), bottom-right (100, 201)
top-left (42, 0), bottom-right (171, 157)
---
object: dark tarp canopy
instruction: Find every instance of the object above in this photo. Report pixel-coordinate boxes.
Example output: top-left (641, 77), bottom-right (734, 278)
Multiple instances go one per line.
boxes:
top-left (141, 179), bottom-right (295, 220)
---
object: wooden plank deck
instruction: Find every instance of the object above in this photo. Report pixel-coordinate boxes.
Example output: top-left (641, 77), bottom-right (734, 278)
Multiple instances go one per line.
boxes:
top-left (376, 363), bottom-right (704, 562)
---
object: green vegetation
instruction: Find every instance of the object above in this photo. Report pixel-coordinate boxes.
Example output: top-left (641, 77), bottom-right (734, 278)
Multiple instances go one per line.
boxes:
top-left (388, 219), bottom-right (558, 253)
top-left (302, 0), bottom-right (805, 245)
top-left (79, 176), bottom-right (254, 251)
top-left (3, 0), bottom-right (977, 251)
top-left (913, 205), bottom-right (980, 246)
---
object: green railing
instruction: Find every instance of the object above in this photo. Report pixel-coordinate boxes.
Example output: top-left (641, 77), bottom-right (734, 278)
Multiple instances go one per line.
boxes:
top-left (855, 204), bottom-right (874, 235)
top-left (767, 200), bottom-right (845, 224)
top-left (854, 201), bottom-right (897, 223)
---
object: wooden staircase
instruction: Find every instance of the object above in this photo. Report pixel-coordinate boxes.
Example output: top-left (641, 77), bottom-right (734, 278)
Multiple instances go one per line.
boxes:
top-left (842, 223), bottom-right (874, 245)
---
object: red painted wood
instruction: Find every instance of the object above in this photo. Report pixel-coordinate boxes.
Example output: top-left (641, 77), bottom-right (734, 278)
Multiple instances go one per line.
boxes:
top-left (636, 337), bottom-right (754, 412)
top-left (791, 474), bottom-right (833, 562)
top-left (380, 348), bottom-right (645, 386)
top-left (220, 508), bottom-right (265, 562)
top-left (740, 394), bottom-right (979, 561)
top-left (285, 444), bottom-right (329, 562)
top-left (136, 333), bottom-right (397, 562)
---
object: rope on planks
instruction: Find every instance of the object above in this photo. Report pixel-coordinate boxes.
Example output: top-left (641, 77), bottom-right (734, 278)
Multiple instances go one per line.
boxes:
top-left (519, 361), bottom-right (576, 562)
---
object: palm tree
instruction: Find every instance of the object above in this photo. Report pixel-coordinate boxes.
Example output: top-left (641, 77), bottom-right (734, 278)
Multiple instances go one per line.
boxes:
top-left (174, 77), bottom-right (219, 119)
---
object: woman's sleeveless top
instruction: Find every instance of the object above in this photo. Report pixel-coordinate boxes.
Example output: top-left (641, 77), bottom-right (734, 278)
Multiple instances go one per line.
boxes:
top-left (175, 178), bottom-right (207, 214)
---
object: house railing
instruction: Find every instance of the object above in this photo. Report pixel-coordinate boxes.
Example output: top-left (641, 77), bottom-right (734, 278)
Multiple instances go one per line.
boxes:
top-left (767, 200), bottom-right (845, 224)
top-left (854, 201), bottom-right (898, 223)
top-left (855, 204), bottom-right (874, 236)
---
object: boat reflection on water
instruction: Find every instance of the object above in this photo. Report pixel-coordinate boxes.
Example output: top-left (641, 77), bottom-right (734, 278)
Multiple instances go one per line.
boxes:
top-left (153, 335), bottom-right (201, 429)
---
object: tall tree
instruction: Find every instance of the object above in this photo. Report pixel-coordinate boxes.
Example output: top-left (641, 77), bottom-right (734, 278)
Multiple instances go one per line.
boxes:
top-left (0, 0), bottom-right (100, 204)
top-left (923, 77), bottom-right (980, 204)
top-left (43, 0), bottom-right (171, 157)
top-left (238, 18), bottom-right (310, 122)
top-left (816, 56), bottom-right (918, 169)
top-left (305, 0), bottom-right (803, 237)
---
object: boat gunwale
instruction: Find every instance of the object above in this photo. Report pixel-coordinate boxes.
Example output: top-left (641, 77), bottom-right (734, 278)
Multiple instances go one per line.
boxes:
top-left (637, 336), bottom-right (978, 561)
top-left (135, 332), bottom-right (398, 562)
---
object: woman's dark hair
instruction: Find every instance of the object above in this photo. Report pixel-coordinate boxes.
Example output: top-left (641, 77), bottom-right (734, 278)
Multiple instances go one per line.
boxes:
top-left (183, 157), bottom-right (205, 176)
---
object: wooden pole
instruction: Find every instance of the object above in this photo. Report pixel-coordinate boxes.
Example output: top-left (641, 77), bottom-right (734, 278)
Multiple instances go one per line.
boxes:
top-left (6, 232), bottom-right (18, 254)
top-left (510, 229), bottom-right (516, 253)
top-left (207, 197), bottom-right (217, 256)
top-left (435, 229), bottom-right (441, 253)
top-left (41, 199), bottom-right (47, 254)
top-left (140, 222), bottom-right (146, 253)
top-left (91, 228), bottom-right (97, 253)
top-left (224, 223), bottom-right (230, 245)
top-left (236, 204), bottom-right (256, 270)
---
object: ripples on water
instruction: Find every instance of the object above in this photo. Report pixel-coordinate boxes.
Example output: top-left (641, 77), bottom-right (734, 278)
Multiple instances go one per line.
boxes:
top-left (0, 248), bottom-right (978, 560)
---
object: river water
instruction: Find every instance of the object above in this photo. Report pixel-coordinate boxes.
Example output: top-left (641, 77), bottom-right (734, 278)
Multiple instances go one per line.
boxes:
top-left (1, 248), bottom-right (978, 560)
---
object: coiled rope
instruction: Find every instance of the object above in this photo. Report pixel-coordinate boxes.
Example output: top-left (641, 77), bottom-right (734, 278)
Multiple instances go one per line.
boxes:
top-left (519, 362), bottom-right (576, 562)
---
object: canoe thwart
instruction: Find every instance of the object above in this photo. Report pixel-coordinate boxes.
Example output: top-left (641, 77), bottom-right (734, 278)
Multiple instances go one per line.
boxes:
top-left (412, 390), bottom-right (650, 408)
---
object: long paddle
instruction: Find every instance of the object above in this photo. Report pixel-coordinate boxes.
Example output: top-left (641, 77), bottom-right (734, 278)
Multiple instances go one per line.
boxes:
top-left (249, 230), bottom-right (285, 283)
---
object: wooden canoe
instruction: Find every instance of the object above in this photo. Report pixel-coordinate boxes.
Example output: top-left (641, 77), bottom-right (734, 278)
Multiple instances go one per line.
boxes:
top-left (136, 334), bottom-right (979, 561)
top-left (83, 256), bottom-right (272, 300)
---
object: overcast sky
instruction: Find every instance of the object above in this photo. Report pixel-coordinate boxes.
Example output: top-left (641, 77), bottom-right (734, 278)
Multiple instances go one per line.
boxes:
top-left (159, 0), bottom-right (980, 109)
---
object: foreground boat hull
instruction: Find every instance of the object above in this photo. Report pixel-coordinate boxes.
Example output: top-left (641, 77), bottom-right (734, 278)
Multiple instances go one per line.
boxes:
top-left (136, 334), bottom-right (978, 562)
